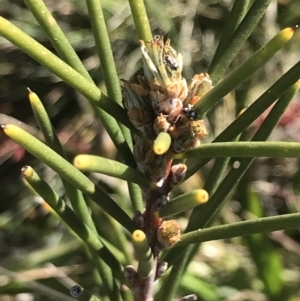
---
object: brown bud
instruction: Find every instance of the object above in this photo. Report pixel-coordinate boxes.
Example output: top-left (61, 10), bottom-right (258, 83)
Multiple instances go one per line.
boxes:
top-left (172, 120), bottom-right (208, 153)
top-left (184, 73), bottom-right (212, 106)
top-left (155, 261), bottom-right (168, 279)
top-left (133, 210), bottom-right (145, 229)
top-left (154, 114), bottom-right (170, 134)
top-left (124, 265), bottom-right (138, 285)
top-left (157, 220), bottom-right (181, 247)
top-left (170, 163), bottom-right (187, 186)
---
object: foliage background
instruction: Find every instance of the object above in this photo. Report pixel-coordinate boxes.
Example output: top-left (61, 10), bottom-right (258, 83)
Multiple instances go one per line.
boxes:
top-left (0, 0), bottom-right (300, 300)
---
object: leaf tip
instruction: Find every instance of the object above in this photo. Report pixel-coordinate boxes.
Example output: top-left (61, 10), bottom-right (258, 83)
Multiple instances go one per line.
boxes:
top-left (195, 189), bottom-right (209, 204)
top-left (132, 229), bottom-right (146, 242)
top-left (153, 132), bottom-right (171, 155)
top-left (73, 155), bottom-right (83, 169)
top-left (282, 27), bottom-right (296, 40)
top-left (1, 123), bottom-right (14, 134)
top-left (27, 88), bottom-right (40, 104)
top-left (21, 165), bottom-right (33, 177)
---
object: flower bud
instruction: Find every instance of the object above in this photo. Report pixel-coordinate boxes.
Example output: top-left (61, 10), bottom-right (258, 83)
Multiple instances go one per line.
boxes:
top-left (157, 220), bottom-right (181, 247)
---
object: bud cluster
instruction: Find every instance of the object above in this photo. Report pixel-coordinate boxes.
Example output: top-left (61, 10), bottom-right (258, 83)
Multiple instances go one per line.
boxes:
top-left (123, 36), bottom-right (212, 260)
top-left (123, 35), bottom-right (211, 186)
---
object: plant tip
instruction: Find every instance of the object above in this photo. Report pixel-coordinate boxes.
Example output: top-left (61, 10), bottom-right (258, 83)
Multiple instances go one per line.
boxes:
top-left (21, 166), bottom-right (29, 173)
top-left (196, 189), bottom-right (209, 204)
top-left (73, 156), bottom-right (81, 168)
top-left (132, 229), bottom-right (146, 242)
top-left (21, 166), bottom-right (33, 177)
top-left (27, 87), bottom-right (32, 93)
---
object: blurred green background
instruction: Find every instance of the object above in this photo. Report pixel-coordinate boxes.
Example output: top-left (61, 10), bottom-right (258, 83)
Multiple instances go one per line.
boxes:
top-left (1, 0), bottom-right (300, 300)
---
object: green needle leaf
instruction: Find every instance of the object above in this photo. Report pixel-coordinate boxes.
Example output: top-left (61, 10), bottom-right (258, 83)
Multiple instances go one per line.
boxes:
top-left (128, 0), bottom-right (153, 47)
top-left (21, 165), bottom-right (125, 282)
top-left (74, 154), bottom-right (149, 187)
top-left (1, 124), bottom-right (136, 233)
top-left (159, 189), bottom-right (209, 218)
top-left (174, 141), bottom-right (300, 159)
top-left (132, 230), bottom-right (153, 278)
top-left (0, 17), bottom-right (136, 133)
top-left (176, 212), bottom-right (300, 247)
top-left (197, 27), bottom-right (295, 115)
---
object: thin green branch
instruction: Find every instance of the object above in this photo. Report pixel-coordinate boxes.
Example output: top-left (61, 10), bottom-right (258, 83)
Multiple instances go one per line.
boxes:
top-left (0, 267), bottom-right (78, 301)
top-left (159, 189), bottom-right (209, 218)
top-left (87, 249), bottom-right (122, 301)
top-left (24, 0), bottom-right (92, 81)
top-left (127, 183), bottom-right (144, 212)
top-left (28, 90), bottom-right (117, 292)
top-left (21, 166), bottom-right (125, 283)
top-left (128, 0), bottom-right (153, 45)
top-left (99, 214), bottom-right (134, 265)
top-left (85, 0), bottom-right (122, 106)
top-left (28, 89), bottom-right (66, 156)
top-left (70, 284), bottom-right (102, 301)
top-left (163, 80), bottom-right (300, 268)
top-left (85, 0), bottom-right (136, 164)
top-left (1, 124), bottom-right (136, 233)
top-left (5, 240), bottom-right (81, 270)
top-left (188, 79), bottom-right (300, 233)
top-left (0, 17), bottom-right (137, 134)
top-left (208, 0), bottom-right (272, 84)
top-left (23, 0), bottom-right (137, 163)
top-left (29, 90), bottom-right (98, 234)
top-left (176, 212), bottom-right (300, 247)
top-left (210, 0), bottom-right (251, 70)
top-left (132, 230), bottom-right (153, 278)
top-left (197, 27), bottom-right (295, 115)
top-left (203, 157), bottom-right (233, 197)
top-left (155, 248), bottom-right (192, 301)
top-left (174, 141), bottom-right (300, 159)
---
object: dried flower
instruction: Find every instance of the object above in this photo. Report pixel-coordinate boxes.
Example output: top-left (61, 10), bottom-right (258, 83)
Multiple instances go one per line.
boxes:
top-left (157, 219), bottom-right (181, 247)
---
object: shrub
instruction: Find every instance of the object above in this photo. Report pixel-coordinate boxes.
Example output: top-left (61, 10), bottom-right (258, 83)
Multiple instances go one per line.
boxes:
top-left (0, 1), bottom-right (300, 300)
